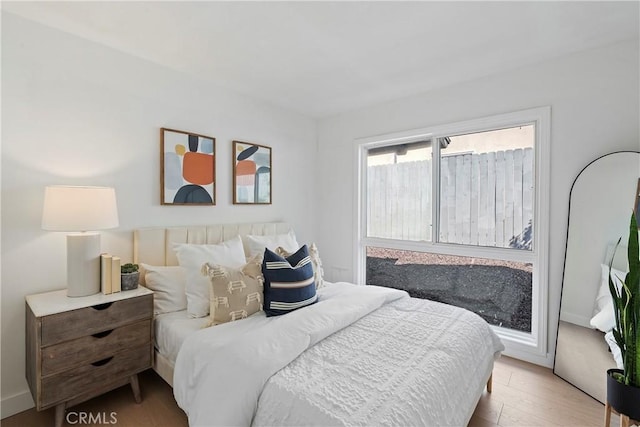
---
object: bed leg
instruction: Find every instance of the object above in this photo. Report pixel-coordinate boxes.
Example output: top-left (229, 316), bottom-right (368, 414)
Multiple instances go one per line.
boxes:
top-left (486, 373), bottom-right (493, 393)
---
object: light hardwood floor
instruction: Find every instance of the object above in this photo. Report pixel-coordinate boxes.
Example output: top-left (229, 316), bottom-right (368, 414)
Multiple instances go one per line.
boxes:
top-left (470, 356), bottom-right (625, 427)
top-left (2, 356), bottom-right (630, 427)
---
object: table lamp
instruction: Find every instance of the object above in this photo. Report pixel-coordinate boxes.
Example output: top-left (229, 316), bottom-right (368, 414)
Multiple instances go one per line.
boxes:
top-left (42, 185), bottom-right (119, 297)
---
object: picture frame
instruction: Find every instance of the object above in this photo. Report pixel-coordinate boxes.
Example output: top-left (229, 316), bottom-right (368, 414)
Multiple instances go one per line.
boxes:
top-left (232, 141), bottom-right (272, 204)
top-left (161, 128), bottom-right (215, 205)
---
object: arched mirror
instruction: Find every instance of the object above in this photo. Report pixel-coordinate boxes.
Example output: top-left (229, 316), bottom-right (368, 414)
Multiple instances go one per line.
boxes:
top-left (554, 151), bottom-right (640, 403)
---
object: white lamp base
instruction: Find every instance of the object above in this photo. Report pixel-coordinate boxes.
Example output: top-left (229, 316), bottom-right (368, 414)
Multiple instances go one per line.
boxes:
top-left (67, 233), bottom-right (101, 297)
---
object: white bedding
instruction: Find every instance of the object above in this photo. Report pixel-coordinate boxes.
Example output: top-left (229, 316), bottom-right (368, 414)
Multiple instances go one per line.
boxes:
top-left (154, 311), bottom-right (209, 364)
top-left (254, 296), bottom-right (500, 426)
top-left (174, 283), bottom-right (504, 427)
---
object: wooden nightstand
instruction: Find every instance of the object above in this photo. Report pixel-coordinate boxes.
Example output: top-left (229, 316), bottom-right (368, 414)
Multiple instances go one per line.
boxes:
top-left (25, 287), bottom-right (153, 427)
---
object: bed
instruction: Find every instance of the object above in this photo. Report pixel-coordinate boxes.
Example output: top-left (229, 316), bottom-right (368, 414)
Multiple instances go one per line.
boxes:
top-left (134, 222), bottom-right (504, 426)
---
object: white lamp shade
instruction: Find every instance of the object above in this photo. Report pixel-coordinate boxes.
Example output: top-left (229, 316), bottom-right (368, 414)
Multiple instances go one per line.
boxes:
top-left (42, 186), bottom-right (119, 231)
top-left (42, 185), bottom-right (119, 297)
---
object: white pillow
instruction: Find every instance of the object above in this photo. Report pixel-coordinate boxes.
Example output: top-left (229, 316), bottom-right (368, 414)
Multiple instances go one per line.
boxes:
top-left (590, 264), bottom-right (625, 332)
top-left (605, 330), bottom-right (624, 369)
top-left (244, 231), bottom-right (299, 258)
top-left (174, 235), bottom-right (247, 318)
top-left (141, 264), bottom-right (187, 315)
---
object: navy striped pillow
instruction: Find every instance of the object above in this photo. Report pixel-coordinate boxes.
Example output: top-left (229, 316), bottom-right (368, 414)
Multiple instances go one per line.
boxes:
top-left (262, 245), bottom-right (317, 317)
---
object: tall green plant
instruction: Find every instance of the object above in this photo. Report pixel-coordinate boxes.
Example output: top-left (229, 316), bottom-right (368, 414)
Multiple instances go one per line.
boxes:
top-left (609, 212), bottom-right (640, 387)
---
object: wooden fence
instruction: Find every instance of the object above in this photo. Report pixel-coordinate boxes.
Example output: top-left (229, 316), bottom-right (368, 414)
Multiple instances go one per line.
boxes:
top-left (367, 148), bottom-right (534, 248)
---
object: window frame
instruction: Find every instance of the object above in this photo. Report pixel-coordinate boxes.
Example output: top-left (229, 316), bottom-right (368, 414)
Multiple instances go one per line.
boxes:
top-left (355, 107), bottom-right (551, 362)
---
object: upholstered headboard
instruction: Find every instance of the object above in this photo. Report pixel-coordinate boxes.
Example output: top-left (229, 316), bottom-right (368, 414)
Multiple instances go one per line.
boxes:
top-left (133, 222), bottom-right (291, 283)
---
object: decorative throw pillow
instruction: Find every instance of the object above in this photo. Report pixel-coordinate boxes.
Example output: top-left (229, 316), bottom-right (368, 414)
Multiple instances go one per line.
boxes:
top-left (140, 264), bottom-right (187, 315)
top-left (276, 242), bottom-right (325, 289)
top-left (244, 231), bottom-right (299, 258)
top-left (262, 245), bottom-right (317, 317)
top-left (174, 235), bottom-right (247, 318)
top-left (201, 255), bottom-right (264, 326)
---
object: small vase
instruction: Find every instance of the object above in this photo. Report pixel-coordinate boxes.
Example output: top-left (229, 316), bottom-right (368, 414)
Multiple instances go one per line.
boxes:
top-left (607, 368), bottom-right (640, 420)
top-left (121, 272), bottom-right (139, 291)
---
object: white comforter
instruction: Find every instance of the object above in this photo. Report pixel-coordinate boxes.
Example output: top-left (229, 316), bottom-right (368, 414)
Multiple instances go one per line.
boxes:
top-left (174, 283), bottom-right (504, 427)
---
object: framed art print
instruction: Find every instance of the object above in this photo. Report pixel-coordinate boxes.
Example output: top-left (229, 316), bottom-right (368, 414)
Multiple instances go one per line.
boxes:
top-left (161, 128), bottom-right (215, 205)
top-left (233, 141), bottom-right (272, 204)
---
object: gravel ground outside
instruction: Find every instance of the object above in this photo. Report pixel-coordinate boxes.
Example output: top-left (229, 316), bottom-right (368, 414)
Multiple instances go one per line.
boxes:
top-left (366, 247), bottom-right (532, 332)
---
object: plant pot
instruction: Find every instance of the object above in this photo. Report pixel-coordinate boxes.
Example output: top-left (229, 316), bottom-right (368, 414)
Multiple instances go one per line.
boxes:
top-left (607, 368), bottom-right (640, 420)
top-left (121, 272), bottom-right (139, 291)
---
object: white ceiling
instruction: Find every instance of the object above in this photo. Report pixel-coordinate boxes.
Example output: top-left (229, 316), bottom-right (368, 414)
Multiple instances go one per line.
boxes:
top-left (3, 1), bottom-right (639, 118)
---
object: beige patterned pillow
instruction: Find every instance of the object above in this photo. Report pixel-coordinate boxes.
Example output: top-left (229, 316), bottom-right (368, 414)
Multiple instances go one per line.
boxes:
top-left (276, 242), bottom-right (325, 289)
top-left (201, 255), bottom-right (264, 326)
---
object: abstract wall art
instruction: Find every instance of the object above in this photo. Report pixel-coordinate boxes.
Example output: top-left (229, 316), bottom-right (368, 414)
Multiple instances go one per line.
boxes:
top-left (233, 141), bottom-right (272, 204)
top-left (161, 128), bottom-right (215, 205)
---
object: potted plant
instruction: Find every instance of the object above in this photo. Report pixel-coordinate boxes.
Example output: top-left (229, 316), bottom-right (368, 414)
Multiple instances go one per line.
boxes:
top-left (606, 212), bottom-right (640, 421)
top-left (121, 263), bottom-right (140, 291)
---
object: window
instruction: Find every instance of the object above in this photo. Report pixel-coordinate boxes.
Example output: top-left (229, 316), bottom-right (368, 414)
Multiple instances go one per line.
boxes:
top-left (357, 108), bottom-right (550, 361)
top-left (367, 140), bottom-right (432, 241)
top-left (439, 126), bottom-right (534, 250)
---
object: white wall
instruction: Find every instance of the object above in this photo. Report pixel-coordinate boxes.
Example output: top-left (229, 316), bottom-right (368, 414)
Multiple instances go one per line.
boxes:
top-left (316, 39), bottom-right (640, 367)
top-left (1, 12), bottom-right (317, 416)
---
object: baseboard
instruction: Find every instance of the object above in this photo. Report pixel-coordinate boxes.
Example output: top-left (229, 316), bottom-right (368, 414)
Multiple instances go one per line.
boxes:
top-left (1, 390), bottom-right (34, 419)
top-left (560, 312), bottom-right (591, 329)
top-left (502, 346), bottom-right (553, 368)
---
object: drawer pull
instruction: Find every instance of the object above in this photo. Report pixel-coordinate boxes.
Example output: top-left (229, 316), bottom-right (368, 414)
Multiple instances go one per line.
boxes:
top-left (91, 357), bottom-right (113, 367)
top-left (91, 329), bottom-right (114, 339)
top-left (91, 302), bottom-right (113, 311)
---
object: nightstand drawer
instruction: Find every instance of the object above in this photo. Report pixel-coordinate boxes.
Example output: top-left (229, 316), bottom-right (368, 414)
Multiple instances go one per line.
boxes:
top-left (41, 294), bottom-right (152, 346)
top-left (42, 319), bottom-right (151, 376)
top-left (41, 343), bottom-right (151, 408)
